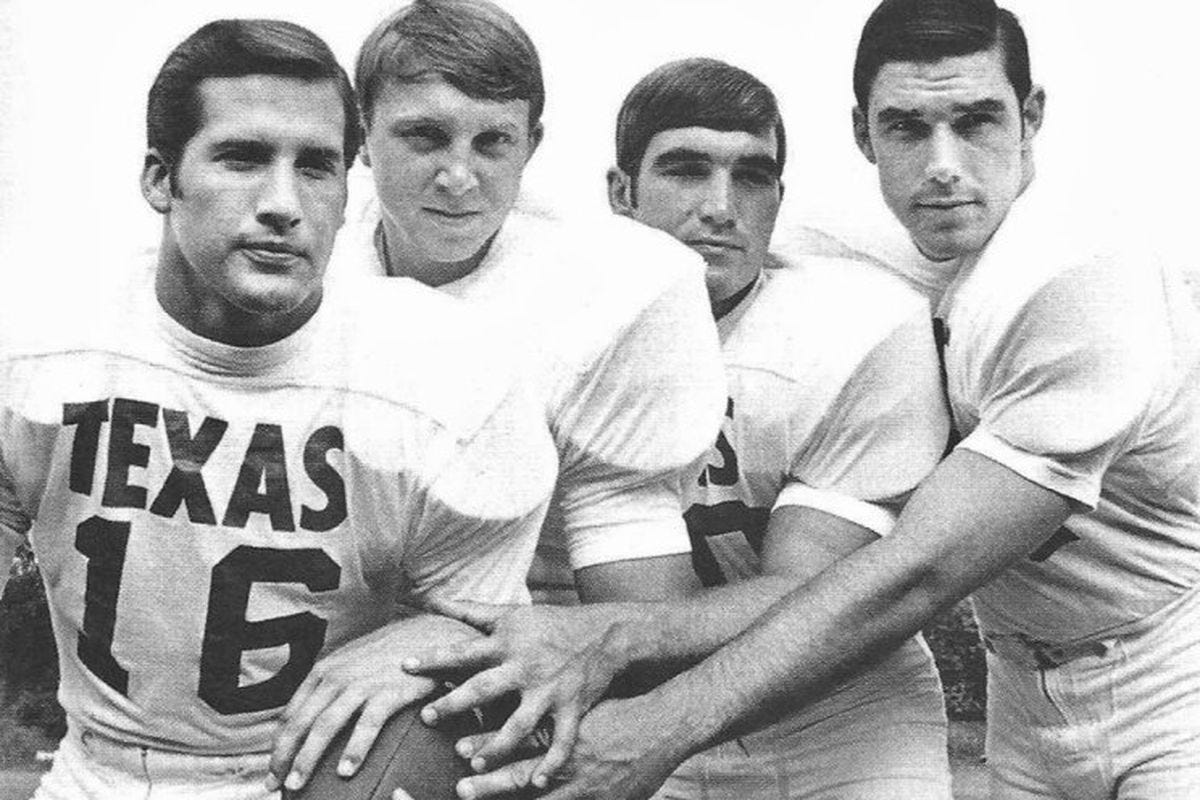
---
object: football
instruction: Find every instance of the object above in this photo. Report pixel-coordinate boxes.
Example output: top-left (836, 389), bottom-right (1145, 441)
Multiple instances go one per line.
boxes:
top-left (283, 704), bottom-right (481, 800)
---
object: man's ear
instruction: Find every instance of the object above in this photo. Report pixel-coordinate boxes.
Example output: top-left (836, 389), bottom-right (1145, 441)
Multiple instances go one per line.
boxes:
top-left (1021, 85), bottom-right (1046, 144)
top-left (607, 167), bottom-right (635, 217)
top-left (852, 106), bottom-right (876, 164)
top-left (526, 122), bottom-right (544, 162)
top-left (141, 149), bottom-right (173, 214)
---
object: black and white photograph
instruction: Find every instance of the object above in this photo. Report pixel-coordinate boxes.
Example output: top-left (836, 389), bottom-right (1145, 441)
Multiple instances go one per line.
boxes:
top-left (2, 2), bottom-right (1198, 799)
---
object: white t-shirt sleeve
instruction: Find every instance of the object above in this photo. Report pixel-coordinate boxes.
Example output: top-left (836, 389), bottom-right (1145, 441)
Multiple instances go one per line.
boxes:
top-left (403, 386), bottom-right (556, 606)
top-left (552, 272), bottom-right (726, 570)
top-left (775, 307), bottom-right (949, 537)
top-left (958, 260), bottom-right (1161, 510)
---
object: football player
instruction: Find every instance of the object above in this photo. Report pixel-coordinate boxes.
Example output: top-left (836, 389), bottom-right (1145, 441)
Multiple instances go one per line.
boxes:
top-left (279, 0), bottom-right (727, 783)
top-left (0, 19), bottom-right (556, 800)
top-left (444, 1), bottom-right (1200, 799)
top-left (332, 0), bottom-right (725, 605)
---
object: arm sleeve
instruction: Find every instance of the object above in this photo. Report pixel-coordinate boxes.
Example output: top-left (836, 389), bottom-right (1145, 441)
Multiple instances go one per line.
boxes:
top-left (403, 386), bottom-right (557, 606)
top-left (551, 272), bottom-right (727, 570)
top-left (957, 260), bottom-right (1161, 510)
top-left (776, 307), bottom-right (949, 537)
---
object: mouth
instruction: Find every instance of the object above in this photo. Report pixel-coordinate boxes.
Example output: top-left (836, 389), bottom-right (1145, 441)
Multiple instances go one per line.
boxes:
top-left (423, 208), bottom-right (483, 224)
top-left (913, 199), bottom-right (979, 211)
top-left (239, 241), bottom-right (306, 268)
top-left (687, 238), bottom-right (744, 253)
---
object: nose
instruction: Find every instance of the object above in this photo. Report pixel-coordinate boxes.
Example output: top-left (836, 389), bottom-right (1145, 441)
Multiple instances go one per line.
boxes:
top-left (256, 164), bottom-right (302, 232)
top-left (698, 174), bottom-right (735, 229)
top-left (926, 125), bottom-right (964, 186)
top-left (433, 147), bottom-right (480, 197)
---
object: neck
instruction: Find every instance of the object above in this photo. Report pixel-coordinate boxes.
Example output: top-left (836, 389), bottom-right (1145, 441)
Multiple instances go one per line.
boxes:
top-left (376, 218), bottom-right (492, 288)
top-left (711, 274), bottom-right (759, 321)
top-left (155, 235), bottom-right (318, 347)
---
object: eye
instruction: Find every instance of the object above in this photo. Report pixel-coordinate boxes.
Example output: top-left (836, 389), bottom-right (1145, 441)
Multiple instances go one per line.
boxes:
top-left (399, 125), bottom-right (449, 152)
top-left (659, 162), bottom-right (710, 180)
top-left (296, 152), bottom-right (341, 180)
top-left (215, 144), bottom-right (269, 170)
top-left (954, 112), bottom-right (999, 134)
top-left (734, 167), bottom-right (777, 188)
top-left (885, 118), bottom-right (929, 139)
top-left (475, 130), bottom-right (516, 156)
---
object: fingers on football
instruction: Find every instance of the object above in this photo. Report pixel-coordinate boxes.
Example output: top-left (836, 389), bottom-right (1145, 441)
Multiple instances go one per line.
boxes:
top-left (531, 703), bottom-right (579, 789)
top-left (467, 684), bottom-right (575, 773)
top-left (456, 758), bottom-right (539, 800)
top-left (421, 664), bottom-right (515, 723)
top-left (270, 674), bottom-right (440, 789)
top-left (404, 637), bottom-right (501, 676)
top-left (269, 672), bottom-right (340, 783)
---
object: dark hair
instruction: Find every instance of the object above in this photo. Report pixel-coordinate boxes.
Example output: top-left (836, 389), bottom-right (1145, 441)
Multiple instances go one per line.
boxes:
top-left (147, 19), bottom-right (361, 175)
top-left (853, 0), bottom-right (1031, 111)
top-left (355, 0), bottom-right (544, 129)
top-left (615, 57), bottom-right (786, 185)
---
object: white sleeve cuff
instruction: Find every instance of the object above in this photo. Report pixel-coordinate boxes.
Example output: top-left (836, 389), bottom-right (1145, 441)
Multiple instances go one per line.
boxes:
top-left (567, 516), bottom-right (692, 570)
top-left (957, 428), bottom-right (1099, 511)
top-left (773, 483), bottom-right (897, 537)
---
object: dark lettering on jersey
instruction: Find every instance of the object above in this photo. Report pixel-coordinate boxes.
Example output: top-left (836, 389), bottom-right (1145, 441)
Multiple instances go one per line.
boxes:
top-left (683, 499), bottom-right (770, 587)
top-left (199, 545), bottom-right (341, 713)
top-left (148, 411), bottom-right (228, 524)
top-left (699, 398), bottom-right (738, 488)
top-left (300, 426), bottom-right (346, 533)
top-left (223, 424), bottom-right (295, 532)
top-left (61, 398), bottom-right (347, 533)
top-left (63, 400), bottom-right (109, 495)
top-left (932, 317), bottom-right (961, 455)
top-left (1029, 525), bottom-right (1081, 562)
top-left (102, 398), bottom-right (158, 509)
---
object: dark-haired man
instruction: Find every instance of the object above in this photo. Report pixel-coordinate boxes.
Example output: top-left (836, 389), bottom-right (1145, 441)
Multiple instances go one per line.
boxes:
top-left (438, 2), bottom-right (1200, 799)
top-left (605, 57), bottom-right (953, 800)
top-left (0, 18), bottom-right (555, 800)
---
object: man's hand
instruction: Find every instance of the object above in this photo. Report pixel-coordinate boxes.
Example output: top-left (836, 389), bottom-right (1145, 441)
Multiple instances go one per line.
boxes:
top-left (267, 614), bottom-right (481, 793)
top-left (453, 695), bottom-right (689, 800)
top-left (404, 600), bottom-right (634, 781)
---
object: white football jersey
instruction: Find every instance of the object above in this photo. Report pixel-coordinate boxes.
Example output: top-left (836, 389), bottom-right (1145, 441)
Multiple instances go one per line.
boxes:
top-left (681, 253), bottom-right (949, 752)
top-left (923, 183), bottom-right (1200, 642)
top-left (332, 201), bottom-right (727, 598)
top-left (0, 262), bottom-right (556, 755)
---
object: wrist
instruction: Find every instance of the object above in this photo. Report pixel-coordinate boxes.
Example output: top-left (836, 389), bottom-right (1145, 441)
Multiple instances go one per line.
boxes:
top-left (624, 687), bottom-right (710, 764)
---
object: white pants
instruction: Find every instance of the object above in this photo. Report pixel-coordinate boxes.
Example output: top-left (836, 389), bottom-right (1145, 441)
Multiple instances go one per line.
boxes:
top-left (32, 722), bottom-right (278, 800)
top-left (654, 638), bottom-right (952, 800)
top-left (986, 584), bottom-right (1200, 799)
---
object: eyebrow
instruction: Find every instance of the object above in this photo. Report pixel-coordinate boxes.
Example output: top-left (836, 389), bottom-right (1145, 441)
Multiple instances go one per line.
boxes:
top-left (210, 138), bottom-right (342, 163)
top-left (876, 98), bottom-right (1008, 123)
top-left (651, 147), bottom-right (780, 176)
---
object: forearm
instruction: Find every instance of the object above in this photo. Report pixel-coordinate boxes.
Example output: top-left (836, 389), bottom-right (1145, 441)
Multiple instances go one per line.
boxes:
top-left (607, 576), bottom-right (795, 677)
top-left (634, 451), bottom-right (1072, 759)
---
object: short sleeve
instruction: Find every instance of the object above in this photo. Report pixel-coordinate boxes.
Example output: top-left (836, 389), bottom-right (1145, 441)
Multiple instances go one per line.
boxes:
top-left (403, 385), bottom-right (557, 605)
top-left (958, 260), bottom-right (1161, 510)
top-left (777, 307), bottom-right (949, 537)
top-left (551, 271), bottom-right (726, 569)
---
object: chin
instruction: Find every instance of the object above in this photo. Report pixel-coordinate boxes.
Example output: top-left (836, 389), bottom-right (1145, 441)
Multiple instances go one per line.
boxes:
top-left (231, 281), bottom-right (319, 317)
